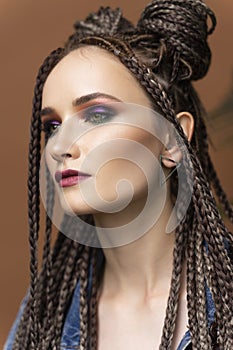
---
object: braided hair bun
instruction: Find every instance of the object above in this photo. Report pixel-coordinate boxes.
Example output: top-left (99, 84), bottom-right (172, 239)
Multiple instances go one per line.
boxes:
top-left (137, 0), bottom-right (216, 81)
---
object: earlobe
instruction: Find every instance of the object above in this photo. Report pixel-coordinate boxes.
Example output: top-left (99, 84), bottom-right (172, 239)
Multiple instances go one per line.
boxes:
top-left (160, 145), bottom-right (182, 168)
top-left (160, 111), bottom-right (194, 168)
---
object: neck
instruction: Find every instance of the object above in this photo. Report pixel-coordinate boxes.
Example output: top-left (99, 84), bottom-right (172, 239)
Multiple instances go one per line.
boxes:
top-left (94, 196), bottom-right (177, 300)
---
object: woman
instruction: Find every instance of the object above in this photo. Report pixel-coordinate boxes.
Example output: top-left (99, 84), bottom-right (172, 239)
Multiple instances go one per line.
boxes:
top-left (5, 0), bottom-right (233, 349)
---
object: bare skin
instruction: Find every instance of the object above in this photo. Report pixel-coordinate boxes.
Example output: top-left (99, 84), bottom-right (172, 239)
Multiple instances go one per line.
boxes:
top-left (42, 46), bottom-right (194, 350)
top-left (97, 202), bottom-right (188, 350)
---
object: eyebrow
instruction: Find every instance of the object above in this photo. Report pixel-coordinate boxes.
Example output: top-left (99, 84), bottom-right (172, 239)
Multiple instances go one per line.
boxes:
top-left (40, 92), bottom-right (122, 118)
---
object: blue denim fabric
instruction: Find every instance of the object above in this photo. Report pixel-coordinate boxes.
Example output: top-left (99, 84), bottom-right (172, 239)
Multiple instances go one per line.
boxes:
top-left (60, 280), bottom-right (81, 349)
top-left (4, 293), bottom-right (29, 350)
top-left (4, 279), bottom-right (216, 350)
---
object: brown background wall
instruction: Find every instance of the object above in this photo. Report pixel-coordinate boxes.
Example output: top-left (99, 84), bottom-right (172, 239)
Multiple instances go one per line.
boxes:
top-left (0, 0), bottom-right (232, 347)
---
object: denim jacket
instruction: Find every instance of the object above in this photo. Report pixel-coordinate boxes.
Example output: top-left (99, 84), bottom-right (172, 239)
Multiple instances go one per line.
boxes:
top-left (4, 279), bottom-right (216, 350)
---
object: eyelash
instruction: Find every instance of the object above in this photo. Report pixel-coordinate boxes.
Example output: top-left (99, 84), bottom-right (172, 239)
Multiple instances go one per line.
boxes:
top-left (41, 120), bottom-right (61, 137)
top-left (41, 105), bottom-right (117, 137)
top-left (82, 105), bottom-right (116, 124)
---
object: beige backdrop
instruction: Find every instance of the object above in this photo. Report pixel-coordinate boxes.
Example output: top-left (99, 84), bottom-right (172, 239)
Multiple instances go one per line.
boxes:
top-left (1, 0), bottom-right (232, 347)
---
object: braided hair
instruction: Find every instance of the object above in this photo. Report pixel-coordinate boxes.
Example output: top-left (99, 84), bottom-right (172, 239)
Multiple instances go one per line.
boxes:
top-left (12, 1), bottom-right (233, 349)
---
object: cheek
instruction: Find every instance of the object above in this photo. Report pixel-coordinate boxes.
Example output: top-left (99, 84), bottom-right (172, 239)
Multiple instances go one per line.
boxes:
top-left (96, 159), bottom-right (148, 201)
top-left (89, 127), bottom-right (162, 201)
top-left (87, 125), bottom-right (162, 155)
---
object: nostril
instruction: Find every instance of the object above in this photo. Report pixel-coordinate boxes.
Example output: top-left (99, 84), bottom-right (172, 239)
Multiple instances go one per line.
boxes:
top-left (62, 153), bottom-right (72, 158)
top-left (51, 152), bottom-right (72, 162)
top-left (49, 142), bottom-right (81, 162)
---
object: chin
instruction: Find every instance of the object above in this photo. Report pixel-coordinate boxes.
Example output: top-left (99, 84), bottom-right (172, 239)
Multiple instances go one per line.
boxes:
top-left (57, 193), bottom-right (95, 216)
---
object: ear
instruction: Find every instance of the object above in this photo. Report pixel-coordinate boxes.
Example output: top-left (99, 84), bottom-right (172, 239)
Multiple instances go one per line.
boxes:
top-left (161, 111), bottom-right (194, 168)
top-left (176, 111), bottom-right (194, 142)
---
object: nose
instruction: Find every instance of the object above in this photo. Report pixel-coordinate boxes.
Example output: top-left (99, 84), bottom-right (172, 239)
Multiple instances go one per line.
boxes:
top-left (47, 119), bottom-right (81, 163)
top-left (50, 142), bottom-right (81, 162)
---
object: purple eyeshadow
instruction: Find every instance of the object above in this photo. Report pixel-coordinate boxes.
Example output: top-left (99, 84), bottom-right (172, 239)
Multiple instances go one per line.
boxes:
top-left (92, 107), bottom-right (106, 113)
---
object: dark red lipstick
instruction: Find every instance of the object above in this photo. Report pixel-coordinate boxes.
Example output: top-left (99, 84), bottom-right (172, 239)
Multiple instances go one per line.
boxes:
top-left (55, 169), bottom-right (91, 188)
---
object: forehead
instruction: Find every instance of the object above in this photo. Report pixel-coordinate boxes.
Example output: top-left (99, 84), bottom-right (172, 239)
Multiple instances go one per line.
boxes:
top-left (42, 46), bottom-right (151, 108)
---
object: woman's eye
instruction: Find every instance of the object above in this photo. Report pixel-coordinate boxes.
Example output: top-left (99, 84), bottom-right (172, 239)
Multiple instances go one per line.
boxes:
top-left (42, 120), bottom-right (61, 136)
top-left (83, 105), bottom-right (117, 124)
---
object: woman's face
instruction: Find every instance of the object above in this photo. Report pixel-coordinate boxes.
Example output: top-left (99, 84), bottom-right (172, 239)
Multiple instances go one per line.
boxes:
top-left (41, 46), bottom-right (166, 217)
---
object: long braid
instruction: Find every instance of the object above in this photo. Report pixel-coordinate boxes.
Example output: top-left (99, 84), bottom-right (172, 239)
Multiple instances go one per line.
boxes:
top-left (51, 241), bottom-right (83, 349)
top-left (40, 218), bottom-right (84, 348)
top-left (13, 48), bottom-right (64, 349)
top-left (74, 34), bottom-right (221, 348)
top-left (45, 232), bottom-right (74, 306)
top-left (12, 1), bottom-right (233, 349)
top-left (159, 216), bottom-right (188, 349)
top-left (182, 85), bottom-right (233, 224)
top-left (191, 177), bottom-right (233, 347)
top-left (51, 220), bottom-right (94, 348)
top-left (70, 29), bottom-right (233, 348)
top-left (27, 70), bottom-right (42, 350)
top-left (186, 215), bottom-right (199, 346)
top-left (79, 245), bottom-right (91, 350)
top-left (12, 234), bottom-right (66, 350)
top-left (37, 164), bottom-right (55, 329)
top-left (12, 295), bottom-right (32, 350)
top-left (110, 46), bottom-right (233, 348)
top-left (208, 156), bottom-right (233, 223)
top-left (65, 12), bottom-right (232, 346)
top-left (194, 220), bottom-right (212, 348)
top-left (203, 251), bottom-right (224, 349)
top-left (29, 49), bottom-right (64, 349)
top-left (89, 248), bottom-right (99, 350)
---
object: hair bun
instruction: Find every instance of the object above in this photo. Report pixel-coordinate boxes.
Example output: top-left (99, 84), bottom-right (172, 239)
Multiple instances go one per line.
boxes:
top-left (73, 7), bottom-right (134, 37)
top-left (137, 0), bottom-right (216, 81)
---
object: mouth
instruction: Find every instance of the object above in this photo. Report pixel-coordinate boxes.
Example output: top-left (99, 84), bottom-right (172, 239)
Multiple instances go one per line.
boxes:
top-left (55, 169), bottom-right (91, 188)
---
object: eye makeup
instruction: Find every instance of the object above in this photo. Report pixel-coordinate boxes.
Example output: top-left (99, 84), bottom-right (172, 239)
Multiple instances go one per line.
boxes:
top-left (41, 101), bottom-right (122, 138)
top-left (80, 104), bottom-right (118, 125)
top-left (42, 119), bottom-right (61, 137)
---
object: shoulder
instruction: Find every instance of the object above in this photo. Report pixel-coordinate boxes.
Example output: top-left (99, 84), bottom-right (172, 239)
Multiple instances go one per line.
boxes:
top-left (4, 292), bottom-right (29, 350)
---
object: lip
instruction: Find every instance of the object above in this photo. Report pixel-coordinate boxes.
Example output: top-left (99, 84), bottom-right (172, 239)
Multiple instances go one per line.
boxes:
top-left (55, 169), bottom-right (91, 188)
